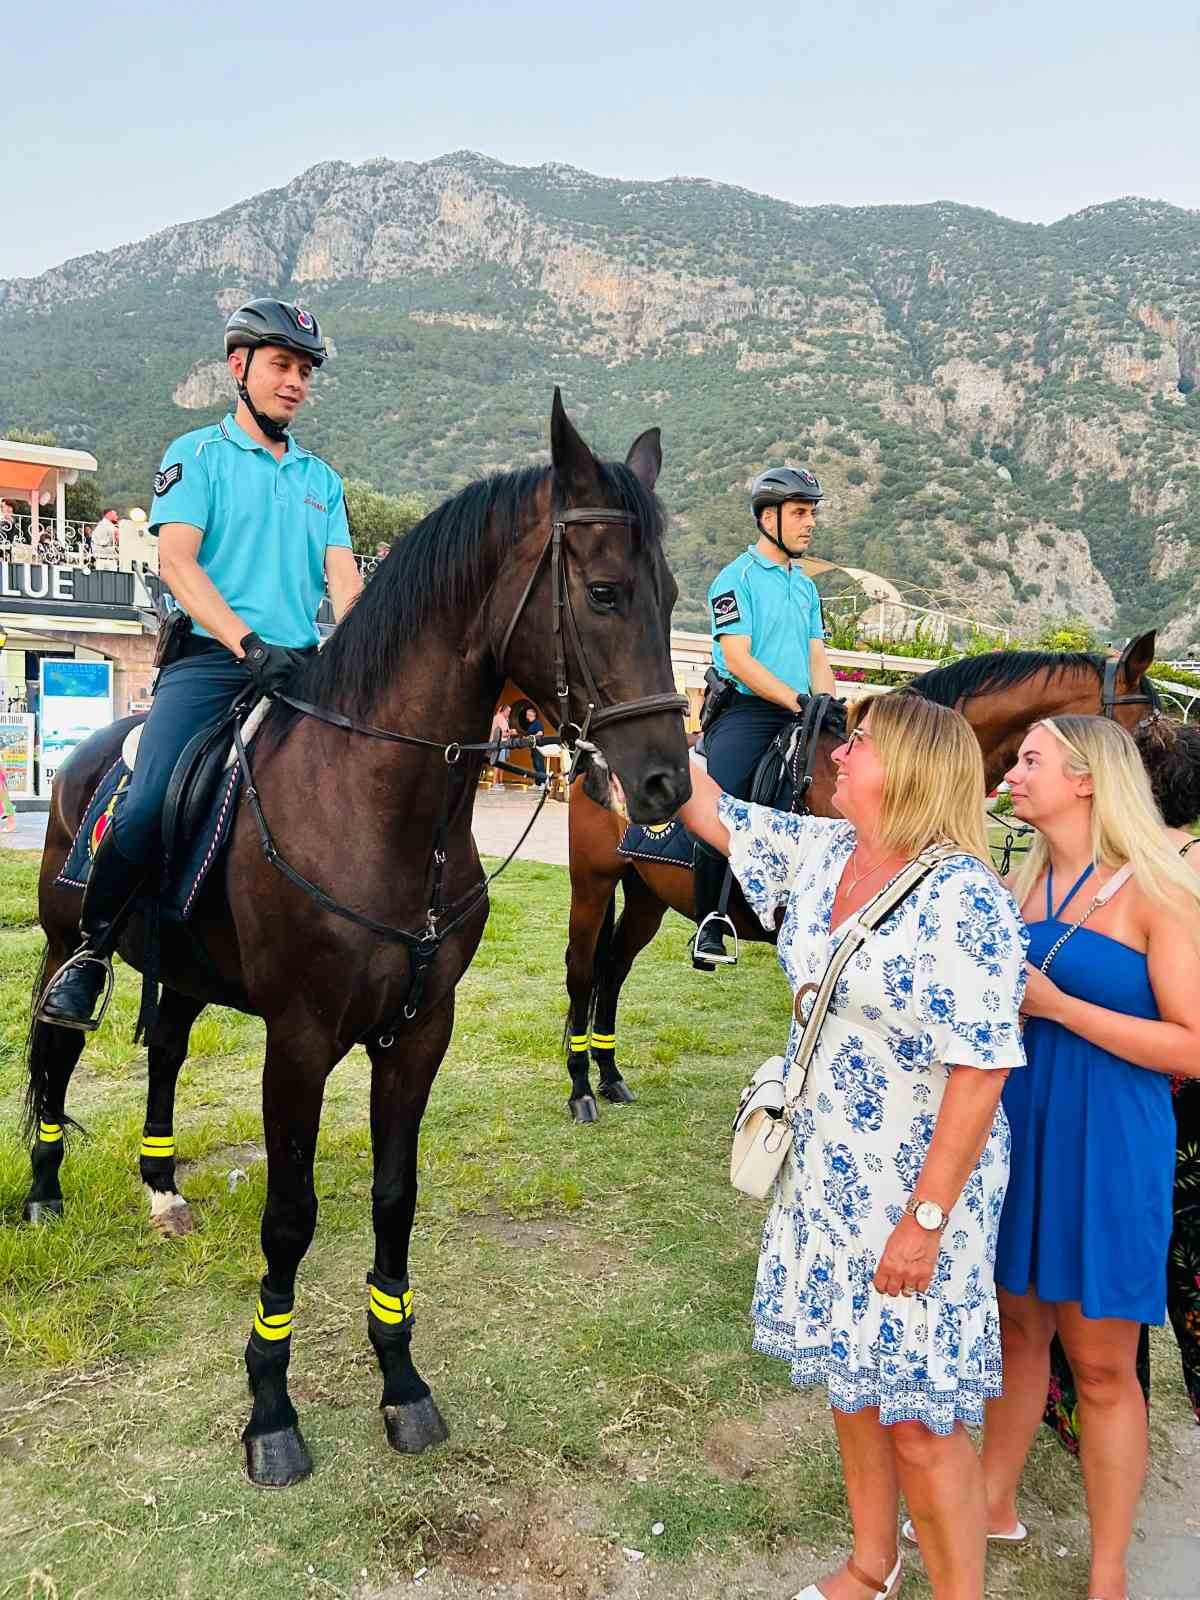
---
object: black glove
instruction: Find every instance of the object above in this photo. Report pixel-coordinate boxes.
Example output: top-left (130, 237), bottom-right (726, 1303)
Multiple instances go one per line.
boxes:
top-left (240, 632), bottom-right (306, 696)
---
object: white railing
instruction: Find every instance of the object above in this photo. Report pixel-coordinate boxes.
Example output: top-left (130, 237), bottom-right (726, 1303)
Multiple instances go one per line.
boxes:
top-left (0, 515), bottom-right (154, 576)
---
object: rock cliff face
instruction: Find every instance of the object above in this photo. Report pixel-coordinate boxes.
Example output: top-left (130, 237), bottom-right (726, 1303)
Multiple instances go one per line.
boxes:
top-left (3, 154), bottom-right (1200, 640)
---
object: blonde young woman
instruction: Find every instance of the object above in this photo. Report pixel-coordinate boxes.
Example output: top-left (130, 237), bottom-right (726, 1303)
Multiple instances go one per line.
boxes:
top-left (982, 715), bottom-right (1200, 1600)
top-left (680, 693), bottom-right (1027, 1600)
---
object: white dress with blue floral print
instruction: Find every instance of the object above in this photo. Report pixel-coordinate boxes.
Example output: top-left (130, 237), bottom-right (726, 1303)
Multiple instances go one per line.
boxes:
top-left (719, 795), bottom-right (1028, 1435)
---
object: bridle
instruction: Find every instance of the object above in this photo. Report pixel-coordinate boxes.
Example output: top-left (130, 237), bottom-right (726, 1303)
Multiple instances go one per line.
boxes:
top-left (233, 499), bottom-right (687, 1040)
top-left (495, 506), bottom-right (688, 749)
top-left (1100, 656), bottom-right (1161, 721)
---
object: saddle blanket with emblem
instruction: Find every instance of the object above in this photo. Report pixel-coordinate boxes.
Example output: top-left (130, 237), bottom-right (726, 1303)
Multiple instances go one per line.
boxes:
top-left (56, 757), bottom-right (243, 921)
top-left (617, 816), bottom-right (695, 870)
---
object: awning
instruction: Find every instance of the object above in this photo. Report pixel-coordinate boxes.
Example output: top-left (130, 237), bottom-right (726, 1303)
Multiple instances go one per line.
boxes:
top-left (0, 462), bottom-right (54, 500)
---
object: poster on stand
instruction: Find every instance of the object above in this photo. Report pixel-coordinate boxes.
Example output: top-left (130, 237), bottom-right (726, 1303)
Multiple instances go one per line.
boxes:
top-left (39, 660), bottom-right (113, 796)
top-left (0, 714), bottom-right (35, 798)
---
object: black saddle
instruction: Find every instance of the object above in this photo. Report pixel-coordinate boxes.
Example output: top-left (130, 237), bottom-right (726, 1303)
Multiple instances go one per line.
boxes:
top-left (161, 692), bottom-right (263, 869)
top-left (749, 693), bottom-right (844, 814)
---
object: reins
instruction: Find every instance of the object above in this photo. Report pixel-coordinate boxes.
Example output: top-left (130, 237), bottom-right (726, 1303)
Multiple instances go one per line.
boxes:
top-left (234, 502), bottom-right (687, 1044)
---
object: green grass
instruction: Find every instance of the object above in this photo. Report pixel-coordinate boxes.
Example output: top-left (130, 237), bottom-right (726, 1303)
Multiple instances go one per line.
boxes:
top-left (0, 848), bottom-right (1187, 1599)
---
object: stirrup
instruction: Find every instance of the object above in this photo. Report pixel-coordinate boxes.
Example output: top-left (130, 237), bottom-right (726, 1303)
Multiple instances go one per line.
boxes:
top-left (691, 911), bottom-right (739, 967)
top-left (36, 951), bottom-right (115, 1033)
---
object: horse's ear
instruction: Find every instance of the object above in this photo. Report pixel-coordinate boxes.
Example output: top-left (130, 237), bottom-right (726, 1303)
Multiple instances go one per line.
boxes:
top-left (550, 388), bottom-right (599, 500)
top-left (1119, 630), bottom-right (1156, 683)
top-left (625, 427), bottom-right (662, 492)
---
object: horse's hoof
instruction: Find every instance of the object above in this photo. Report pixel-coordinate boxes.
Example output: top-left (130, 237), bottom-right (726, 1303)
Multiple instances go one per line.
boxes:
top-left (147, 1192), bottom-right (194, 1238)
top-left (568, 1095), bottom-right (599, 1124)
top-left (243, 1424), bottom-right (313, 1487)
top-left (383, 1396), bottom-right (449, 1456)
top-left (22, 1199), bottom-right (63, 1225)
top-left (598, 1079), bottom-right (636, 1105)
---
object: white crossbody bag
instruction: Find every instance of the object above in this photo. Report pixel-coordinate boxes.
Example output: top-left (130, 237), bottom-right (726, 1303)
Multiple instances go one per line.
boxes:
top-left (730, 844), bottom-right (956, 1199)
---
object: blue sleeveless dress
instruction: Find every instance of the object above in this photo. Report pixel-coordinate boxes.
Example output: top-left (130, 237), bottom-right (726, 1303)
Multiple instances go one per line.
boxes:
top-left (996, 866), bottom-right (1175, 1324)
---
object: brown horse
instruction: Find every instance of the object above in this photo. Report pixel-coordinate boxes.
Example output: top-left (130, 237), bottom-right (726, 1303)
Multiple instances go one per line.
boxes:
top-left (18, 392), bottom-right (690, 1486)
top-left (561, 631), bottom-right (1160, 1120)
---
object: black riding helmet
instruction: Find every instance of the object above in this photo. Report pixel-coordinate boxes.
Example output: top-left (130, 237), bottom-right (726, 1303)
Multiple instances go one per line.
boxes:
top-left (224, 299), bottom-right (327, 442)
top-left (750, 466), bottom-right (824, 515)
top-left (750, 467), bottom-right (823, 555)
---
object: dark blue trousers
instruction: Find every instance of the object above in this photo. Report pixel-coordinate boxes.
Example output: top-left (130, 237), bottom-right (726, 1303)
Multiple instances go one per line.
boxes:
top-left (703, 694), bottom-right (799, 802)
top-left (112, 651), bottom-right (252, 865)
top-left (695, 695), bottom-right (800, 917)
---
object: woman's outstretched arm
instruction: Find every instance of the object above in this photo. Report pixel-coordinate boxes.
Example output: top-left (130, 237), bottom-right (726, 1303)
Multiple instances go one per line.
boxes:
top-left (676, 755), bottom-right (731, 855)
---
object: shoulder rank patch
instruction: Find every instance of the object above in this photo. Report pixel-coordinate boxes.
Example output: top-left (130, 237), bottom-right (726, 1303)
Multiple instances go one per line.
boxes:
top-left (153, 463), bottom-right (183, 497)
top-left (711, 590), bottom-right (742, 627)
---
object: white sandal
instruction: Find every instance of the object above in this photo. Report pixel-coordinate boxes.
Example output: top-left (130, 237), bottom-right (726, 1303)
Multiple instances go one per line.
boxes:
top-left (901, 1517), bottom-right (1026, 1546)
top-left (791, 1552), bottom-right (903, 1599)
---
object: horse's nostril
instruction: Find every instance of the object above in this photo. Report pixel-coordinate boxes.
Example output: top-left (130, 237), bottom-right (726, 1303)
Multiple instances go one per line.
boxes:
top-left (642, 767), bottom-right (687, 810)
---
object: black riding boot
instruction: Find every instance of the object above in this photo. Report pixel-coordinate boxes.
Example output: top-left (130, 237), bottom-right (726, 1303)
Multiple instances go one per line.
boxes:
top-left (691, 843), bottom-right (738, 969)
top-left (38, 832), bottom-right (146, 1031)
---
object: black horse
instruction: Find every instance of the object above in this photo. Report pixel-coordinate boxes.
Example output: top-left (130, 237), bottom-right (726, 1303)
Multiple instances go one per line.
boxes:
top-left (21, 392), bottom-right (690, 1486)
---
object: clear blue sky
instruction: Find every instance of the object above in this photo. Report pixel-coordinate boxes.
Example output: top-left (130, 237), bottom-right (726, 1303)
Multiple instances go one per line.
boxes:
top-left (4, 0), bottom-right (1196, 280)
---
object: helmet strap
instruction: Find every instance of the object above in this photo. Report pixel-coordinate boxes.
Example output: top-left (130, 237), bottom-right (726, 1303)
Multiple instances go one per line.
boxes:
top-left (235, 346), bottom-right (291, 444)
top-left (757, 505), bottom-right (804, 561)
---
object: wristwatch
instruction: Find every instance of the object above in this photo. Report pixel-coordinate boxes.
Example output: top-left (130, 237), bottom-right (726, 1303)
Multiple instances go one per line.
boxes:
top-left (905, 1195), bottom-right (948, 1232)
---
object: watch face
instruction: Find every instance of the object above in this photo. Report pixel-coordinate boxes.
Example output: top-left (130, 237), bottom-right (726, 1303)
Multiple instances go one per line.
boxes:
top-left (915, 1200), bottom-right (944, 1230)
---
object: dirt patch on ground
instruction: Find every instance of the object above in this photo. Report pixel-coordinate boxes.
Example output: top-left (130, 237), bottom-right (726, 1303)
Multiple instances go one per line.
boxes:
top-left (436, 1491), bottom-right (617, 1598)
top-left (468, 1215), bottom-right (628, 1280)
top-left (702, 1392), bottom-right (833, 1483)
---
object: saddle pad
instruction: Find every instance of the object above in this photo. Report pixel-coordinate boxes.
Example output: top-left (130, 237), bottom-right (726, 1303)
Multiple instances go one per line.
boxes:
top-left (618, 816), bottom-right (695, 869)
top-left (57, 759), bottom-right (242, 921)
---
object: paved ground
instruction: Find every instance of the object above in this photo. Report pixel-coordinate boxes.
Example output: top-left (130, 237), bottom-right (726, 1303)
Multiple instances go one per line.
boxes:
top-left (4, 788), bottom-right (572, 866)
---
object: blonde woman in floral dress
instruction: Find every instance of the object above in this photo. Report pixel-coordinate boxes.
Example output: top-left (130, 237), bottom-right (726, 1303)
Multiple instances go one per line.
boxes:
top-left (680, 692), bottom-right (1027, 1600)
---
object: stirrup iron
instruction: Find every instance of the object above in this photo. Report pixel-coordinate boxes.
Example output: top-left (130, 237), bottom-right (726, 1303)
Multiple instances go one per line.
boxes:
top-left (691, 911), bottom-right (739, 967)
top-left (36, 951), bottom-right (116, 1033)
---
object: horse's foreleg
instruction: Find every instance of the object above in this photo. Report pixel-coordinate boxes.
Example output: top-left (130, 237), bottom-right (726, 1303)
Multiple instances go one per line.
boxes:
top-left (563, 869), bottom-right (621, 1123)
top-left (23, 948), bottom-right (86, 1224)
top-left (241, 1028), bottom-right (333, 1488)
top-left (365, 997), bottom-right (453, 1457)
top-left (140, 988), bottom-right (205, 1237)
top-left (594, 870), bottom-right (668, 1105)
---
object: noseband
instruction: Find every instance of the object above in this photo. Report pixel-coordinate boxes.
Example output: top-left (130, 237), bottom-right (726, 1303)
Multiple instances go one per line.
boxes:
top-left (1101, 656), bottom-right (1162, 721)
top-left (495, 506), bottom-right (687, 749)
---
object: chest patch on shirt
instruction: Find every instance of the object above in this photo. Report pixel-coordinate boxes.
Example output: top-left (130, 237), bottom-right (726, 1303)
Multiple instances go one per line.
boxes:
top-left (153, 463), bottom-right (183, 497)
top-left (712, 590), bottom-right (742, 626)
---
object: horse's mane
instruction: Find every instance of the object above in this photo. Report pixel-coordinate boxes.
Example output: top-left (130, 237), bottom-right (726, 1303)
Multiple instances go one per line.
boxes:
top-left (289, 458), bottom-right (664, 723)
top-left (907, 648), bottom-right (1107, 707)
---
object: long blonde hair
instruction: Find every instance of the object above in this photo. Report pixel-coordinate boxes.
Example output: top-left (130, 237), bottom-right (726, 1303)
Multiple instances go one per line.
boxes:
top-left (1011, 715), bottom-right (1200, 934)
top-left (849, 692), bottom-right (991, 862)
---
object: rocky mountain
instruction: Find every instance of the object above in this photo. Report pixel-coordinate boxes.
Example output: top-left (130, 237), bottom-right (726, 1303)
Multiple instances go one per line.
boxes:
top-left (3, 152), bottom-right (1200, 644)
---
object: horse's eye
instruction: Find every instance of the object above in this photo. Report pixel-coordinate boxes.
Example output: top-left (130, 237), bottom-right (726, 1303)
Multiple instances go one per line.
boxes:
top-left (587, 583), bottom-right (619, 609)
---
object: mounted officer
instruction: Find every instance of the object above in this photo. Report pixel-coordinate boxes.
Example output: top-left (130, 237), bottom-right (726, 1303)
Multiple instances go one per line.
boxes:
top-left (691, 466), bottom-right (835, 967)
top-left (38, 298), bottom-right (363, 1030)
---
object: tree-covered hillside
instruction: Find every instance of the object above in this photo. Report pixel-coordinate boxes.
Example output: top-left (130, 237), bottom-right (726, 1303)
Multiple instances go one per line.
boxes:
top-left (3, 155), bottom-right (1199, 643)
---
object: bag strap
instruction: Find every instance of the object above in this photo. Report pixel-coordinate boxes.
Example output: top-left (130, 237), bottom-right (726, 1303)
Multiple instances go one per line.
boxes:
top-left (784, 844), bottom-right (957, 1111)
top-left (1038, 861), bottom-right (1134, 975)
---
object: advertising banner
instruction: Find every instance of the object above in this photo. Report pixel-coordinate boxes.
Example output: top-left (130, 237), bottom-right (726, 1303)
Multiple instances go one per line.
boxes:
top-left (39, 659), bottom-right (113, 796)
top-left (0, 714), bottom-right (35, 798)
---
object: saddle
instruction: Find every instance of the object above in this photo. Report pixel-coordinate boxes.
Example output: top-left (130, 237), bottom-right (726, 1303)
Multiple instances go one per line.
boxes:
top-left (748, 693), bottom-right (843, 814)
top-left (59, 694), bottom-right (272, 917)
top-left (118, 694), bottom-right (271, 870)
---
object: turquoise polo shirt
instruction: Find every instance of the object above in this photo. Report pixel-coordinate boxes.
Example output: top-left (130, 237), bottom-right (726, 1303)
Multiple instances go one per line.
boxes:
top-left (148, 414), bottom-right (351, 648)
top-left (709, 544), bottom-right (825, 696)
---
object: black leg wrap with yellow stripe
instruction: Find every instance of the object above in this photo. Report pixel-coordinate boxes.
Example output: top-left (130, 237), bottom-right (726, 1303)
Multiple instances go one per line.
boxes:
top-left (138, 1121), bottom-right (177, 1186)
top-left (23, 1121), bottom-right (66, 1223)
top-left (242, 1280), bottom-right (311, 1486)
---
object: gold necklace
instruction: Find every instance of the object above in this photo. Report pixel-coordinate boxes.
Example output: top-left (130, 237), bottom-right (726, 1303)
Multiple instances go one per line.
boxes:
top-left (845, 846), bottom-right (901, 892)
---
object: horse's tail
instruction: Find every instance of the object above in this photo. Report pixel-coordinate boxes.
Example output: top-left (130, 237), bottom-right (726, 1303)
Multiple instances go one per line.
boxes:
top-left (562, 886), bottom-right (617, 1052)
top-left (22, 946), bottom-right (81, 1143)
